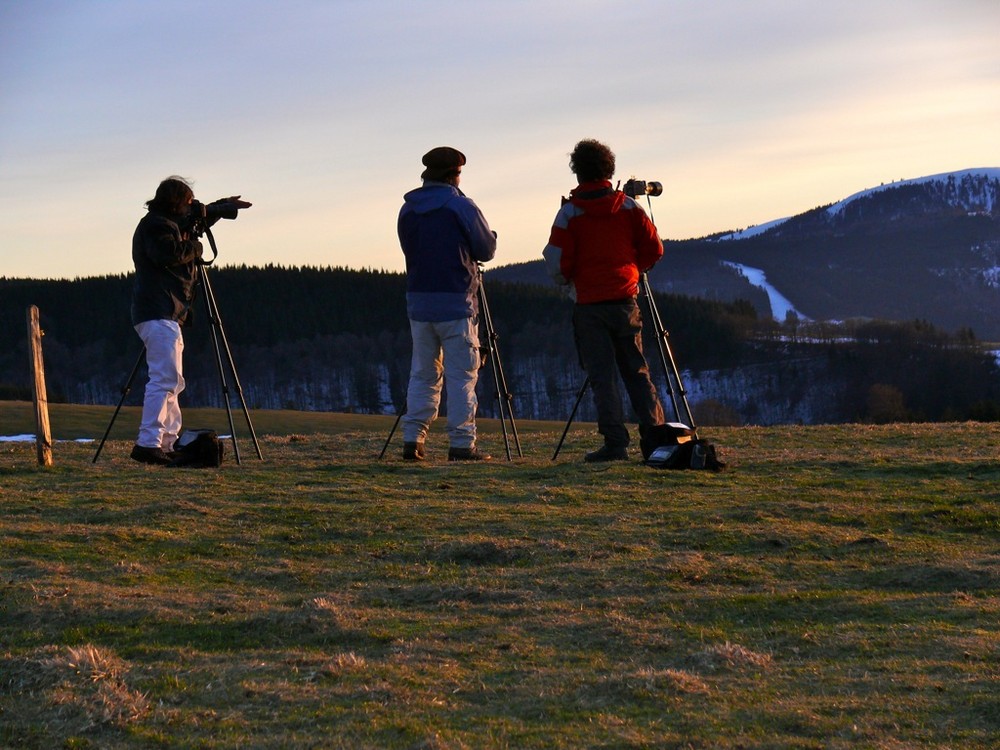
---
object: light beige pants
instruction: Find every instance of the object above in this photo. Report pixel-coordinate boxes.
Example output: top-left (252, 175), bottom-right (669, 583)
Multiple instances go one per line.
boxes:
top-left (403, 317), bottom-right (480, 448)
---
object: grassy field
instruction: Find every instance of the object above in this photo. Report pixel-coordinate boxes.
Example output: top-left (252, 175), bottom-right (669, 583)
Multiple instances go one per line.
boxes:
top-left (1, 402), bottom-right (999, 748)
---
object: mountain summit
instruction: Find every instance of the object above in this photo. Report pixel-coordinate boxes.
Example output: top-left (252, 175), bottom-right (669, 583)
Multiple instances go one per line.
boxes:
top-left (717, 168), bottom-right (1000, 242)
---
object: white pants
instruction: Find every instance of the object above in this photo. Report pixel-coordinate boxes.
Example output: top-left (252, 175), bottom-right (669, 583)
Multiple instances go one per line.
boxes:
top-left (403, 317), bottom-right (480, 448)
top-left (134, 319), bottom-right (185, 450)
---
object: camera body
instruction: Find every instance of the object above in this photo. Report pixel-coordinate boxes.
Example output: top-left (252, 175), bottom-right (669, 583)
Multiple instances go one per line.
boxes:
top-left (623, 178), bottom-right (663, 198)
top-left (184, 199), bottom-right (241, 237)
top-left (190, 199), bottom-right (240, 222)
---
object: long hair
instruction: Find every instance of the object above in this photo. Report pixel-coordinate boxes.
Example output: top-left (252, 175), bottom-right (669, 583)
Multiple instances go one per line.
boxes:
top-left (146, 176), bottom-right (193, 216)
top-left (569, 139), bottom-right (616, 182)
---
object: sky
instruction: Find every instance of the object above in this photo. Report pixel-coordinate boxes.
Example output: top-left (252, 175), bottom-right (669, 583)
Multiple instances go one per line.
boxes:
top-left (1, 0), bottom-right (998, 281)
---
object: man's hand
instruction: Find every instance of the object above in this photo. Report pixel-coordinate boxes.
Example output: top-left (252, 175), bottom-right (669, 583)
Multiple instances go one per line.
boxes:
top-left (222, 196), bottom-right (252, 210)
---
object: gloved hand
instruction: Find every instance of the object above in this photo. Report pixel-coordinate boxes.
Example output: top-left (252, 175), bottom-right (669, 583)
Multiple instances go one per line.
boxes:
top-left (222, 195), bottom-right (252, 210)
top-left (205, 196), bottom-right (252, 221)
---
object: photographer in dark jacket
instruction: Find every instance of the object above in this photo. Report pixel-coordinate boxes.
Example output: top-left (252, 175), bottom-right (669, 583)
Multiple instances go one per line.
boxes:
top-left (129, 176), bottom-right (250, 465)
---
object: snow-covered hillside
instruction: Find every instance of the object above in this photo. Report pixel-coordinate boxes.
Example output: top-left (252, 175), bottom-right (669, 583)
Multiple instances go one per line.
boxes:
top-left (825, 168), bottom-right (1000, 219)
top-left (716, 168), bottom-right (1000, 242)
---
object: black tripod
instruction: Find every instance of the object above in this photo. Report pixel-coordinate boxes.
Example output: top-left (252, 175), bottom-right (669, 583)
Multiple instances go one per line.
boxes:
top-left (477, 267), bottom-right (522, 459)
top-left (93, 227), bottom-right (263, 464)
top-left (379, 267), bottom-right (522, 460)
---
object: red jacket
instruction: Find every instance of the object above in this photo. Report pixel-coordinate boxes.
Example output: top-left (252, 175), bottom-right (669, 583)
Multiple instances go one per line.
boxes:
top-left (542, 181), bottom-right (663, 303)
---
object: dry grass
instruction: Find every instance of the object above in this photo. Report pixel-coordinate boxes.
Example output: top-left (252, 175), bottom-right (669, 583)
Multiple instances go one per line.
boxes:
top-left (2, 645), bottom-right (149, 737)
top-left (1, 416), bottom-right (999, 748)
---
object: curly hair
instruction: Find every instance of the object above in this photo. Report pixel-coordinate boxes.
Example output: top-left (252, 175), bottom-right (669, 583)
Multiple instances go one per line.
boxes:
top-left (146, 176), bottom-right (194, 216)
top-left (569, 139), bottom-right (616, 182)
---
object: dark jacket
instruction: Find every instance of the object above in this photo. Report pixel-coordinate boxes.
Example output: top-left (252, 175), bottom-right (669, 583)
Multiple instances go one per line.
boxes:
top-left (542, 180), bottom-right (663, 304)
top-left (398, 182), bottom-right (496, 322)
top-left (130, 209), bottom-right (203, 326)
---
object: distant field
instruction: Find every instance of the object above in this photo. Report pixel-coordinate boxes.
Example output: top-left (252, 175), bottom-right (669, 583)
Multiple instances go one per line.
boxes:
top-left (2, 409), bottom-right (998, 748)
top-left (0, 400), bottom-right (568, 444)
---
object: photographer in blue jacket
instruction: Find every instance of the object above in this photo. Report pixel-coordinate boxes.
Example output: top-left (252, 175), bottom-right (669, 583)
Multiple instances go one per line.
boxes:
top-left (397, 147), bottom-right (497, 461)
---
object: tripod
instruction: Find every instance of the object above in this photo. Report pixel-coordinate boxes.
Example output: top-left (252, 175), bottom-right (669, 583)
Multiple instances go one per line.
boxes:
top-left (379, 267), bottom-right (522, 460)
top-left (477, 267), bottom-right (522, 459)
top-left (93, 227), bottom-right (263, 464)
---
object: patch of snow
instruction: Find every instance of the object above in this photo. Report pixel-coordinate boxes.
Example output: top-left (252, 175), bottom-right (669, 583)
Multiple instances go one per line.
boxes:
top-left (715, 216), bottom-right (791, 241)
top-left (1, 434), bottom-right (94, 443)
top-left (983, 267), bottom-right (1000, 289)
top-left (826, 168), bottom-right (1000, 219)
top-left (723, 262), bottom-right (809, 322)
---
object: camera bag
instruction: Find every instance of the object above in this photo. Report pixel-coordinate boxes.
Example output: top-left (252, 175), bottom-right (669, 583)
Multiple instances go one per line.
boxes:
top-left (170, 429), bottom-right (224, 468)
top-left (641, 422), bottom-right (725, 471)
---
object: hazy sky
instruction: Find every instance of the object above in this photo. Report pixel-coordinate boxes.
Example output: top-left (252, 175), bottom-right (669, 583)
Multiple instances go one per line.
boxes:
top-left (1, 0), bottom-right (997, 280)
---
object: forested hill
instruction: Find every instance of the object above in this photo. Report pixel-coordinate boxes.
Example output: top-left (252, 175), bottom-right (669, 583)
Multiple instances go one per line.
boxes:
top-left (0, 265), bottom-right (748, 413)
top-left (3, 265), bottom-right (999, 426)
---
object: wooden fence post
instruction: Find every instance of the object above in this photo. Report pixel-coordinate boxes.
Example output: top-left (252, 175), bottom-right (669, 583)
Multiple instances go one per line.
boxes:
top-left (27, 305), bottom-right (54, 466)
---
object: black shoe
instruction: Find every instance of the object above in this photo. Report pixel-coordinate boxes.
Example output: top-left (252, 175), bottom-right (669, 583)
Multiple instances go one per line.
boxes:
top-left (402, 442), bottom-right (425, 461)
top-left (584, 445), bottom-right (629, 463)
top-left (130, 444), bottom-right (173, 465)
top-left (448, 447), bottom-right (491, 462)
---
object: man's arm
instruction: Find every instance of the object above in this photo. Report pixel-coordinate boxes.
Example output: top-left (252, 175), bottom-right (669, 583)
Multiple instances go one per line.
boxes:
top-left (143, 216), bottom-right (203, 267)
top-left (543, 203), bottom-right (579, 285)
top-left (456, 197), bottom-right (497, 263)
top-left (629, 200), bottom-right (663, 271)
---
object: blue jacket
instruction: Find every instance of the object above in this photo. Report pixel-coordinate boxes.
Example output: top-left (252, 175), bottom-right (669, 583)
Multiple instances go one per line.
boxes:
top-left (398, 182), bottom-right (496, 322)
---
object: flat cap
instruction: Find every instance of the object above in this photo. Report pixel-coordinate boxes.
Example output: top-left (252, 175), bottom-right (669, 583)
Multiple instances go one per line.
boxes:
top-left (421, 146), bottom-right (466, 181)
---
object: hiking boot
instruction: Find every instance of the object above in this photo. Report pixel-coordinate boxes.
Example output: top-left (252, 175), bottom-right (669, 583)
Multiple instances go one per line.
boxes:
top-left (584, 445), bottom-right (629, 463)
top-left (130, 444), bottom-right (173, 465)
top-left (402, 441), bottom-right (425, 461)
top-left (448, 446), bottom-right (491, 462)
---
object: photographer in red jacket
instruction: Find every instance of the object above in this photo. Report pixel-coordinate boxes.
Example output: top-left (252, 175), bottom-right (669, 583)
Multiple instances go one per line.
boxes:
top-left (543, 139), bottom-right (666, 462)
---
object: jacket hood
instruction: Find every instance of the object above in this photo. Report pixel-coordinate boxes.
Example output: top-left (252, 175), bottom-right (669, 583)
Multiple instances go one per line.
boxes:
top-left (569, 180), bottom-right (625, 216)
top-left (402, 182), bottom-right (461, 215)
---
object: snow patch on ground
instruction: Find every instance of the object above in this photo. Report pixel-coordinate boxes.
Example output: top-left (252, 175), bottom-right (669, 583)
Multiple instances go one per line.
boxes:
top-left (1, 435), bottom-right (94, 443)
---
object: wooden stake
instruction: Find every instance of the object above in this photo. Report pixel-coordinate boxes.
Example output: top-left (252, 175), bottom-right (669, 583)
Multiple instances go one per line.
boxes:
top-left (27, 305), bottom-right (53, 466)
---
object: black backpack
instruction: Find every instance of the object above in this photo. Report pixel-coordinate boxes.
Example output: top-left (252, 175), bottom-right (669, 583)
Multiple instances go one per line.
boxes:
top-left (170, 429), bottom-right (224, 468)
top-left (641, 423), bottom-right (725, 472)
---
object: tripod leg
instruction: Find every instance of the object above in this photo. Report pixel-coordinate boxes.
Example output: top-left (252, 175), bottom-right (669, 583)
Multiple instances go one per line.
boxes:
top-left (379, 410), bottom-right (403, 460)
top-left (486, 317), bottom-right (522, 458)
top-left (490, 349), bottom-right (522, 458)
top-left (640, 273), bottom-right (697, 432)
top-left (477, 275), bottom-right (521, 460)
top-left (488, 339), bottom-right (512, 460)
top-left (198, 263), bottom-right (264, 462)
top-left (552, 377), bottom-right (588, 461)
top-left (200, 274), bottom-right (242, 463)
top-left (93, 347), bottom-right (145, 463)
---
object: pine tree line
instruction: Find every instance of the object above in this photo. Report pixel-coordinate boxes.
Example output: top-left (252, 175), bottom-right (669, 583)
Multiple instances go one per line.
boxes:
top-left (2, 266), bottom-right (999, 424)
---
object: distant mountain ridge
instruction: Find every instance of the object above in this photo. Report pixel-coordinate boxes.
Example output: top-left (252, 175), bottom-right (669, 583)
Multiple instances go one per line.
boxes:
top-left (717, 168), bottom-right (1000, 241)
top-left (491, 168), bottom-right (1000, 338)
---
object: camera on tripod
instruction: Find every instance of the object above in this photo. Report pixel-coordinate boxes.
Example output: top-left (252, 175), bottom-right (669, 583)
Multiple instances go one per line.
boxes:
top-left (184, 198), bottom-right (243, 237)
top-left (623, 178), bottom-right (663, 198)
